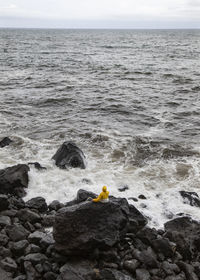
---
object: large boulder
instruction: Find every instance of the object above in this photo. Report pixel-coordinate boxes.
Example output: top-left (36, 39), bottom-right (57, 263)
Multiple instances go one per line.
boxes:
top-left (53, 197), bottom-right (130, 255)
top-left (52, 142), bottom-right (86, 169)
top-left (0, 164), bottom-right (30, 197)
top-left (164, 217), bottom-right (200, 261)
top-left (179, 191), bottom-right (200, 207)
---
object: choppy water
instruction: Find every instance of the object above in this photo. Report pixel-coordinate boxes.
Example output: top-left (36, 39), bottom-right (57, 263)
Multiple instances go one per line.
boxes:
top-left (0, 28), bottom-right (200, 228)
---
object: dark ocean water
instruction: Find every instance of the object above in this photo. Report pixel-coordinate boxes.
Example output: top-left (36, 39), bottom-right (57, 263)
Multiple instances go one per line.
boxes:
top-left (0, 29), bottom-right (200, 227)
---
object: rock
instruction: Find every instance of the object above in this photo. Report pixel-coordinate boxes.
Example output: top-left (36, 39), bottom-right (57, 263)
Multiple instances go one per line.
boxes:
top-left (0, 137), bottom-right (12, 148)
top-left (17, 209), bottom-right (41, 224)
top-left (138, 194), bottom-right (147, 199)
top-left (24, 253), bottom-right (48, 265)
top-left (139, 247), bottom-right (158, 268)
top-left (25, 244), bottom-right (41, 255)
top-left (28, 231), bottom-right (47, 245)
top-left (0, 266), bottom-right (13, 279)
top-left (11, 240), bottom-right (29, 256)
top-left (59, 260), bottom-right (95, 280)
top-left (48, 200), bottom-right (64, 211)
top-left (26, 197), bottom-right (48, 212)
top-left (0, 246), bottom-right (12, 258)
top-left (179, 191), bottom-right (200, 207)
top-left (128, 197), bottom-right (138, 202)
top-left (118, 185), bottom-right (129, 192)
top-left (28, 162), bottom-right (47, 170)
top-left (43, 271), bottom-right (58, 280)
top-left (136, 227), bottom-right (158, 245)
top-left (76, 189), bottom-right (96, 203)
top-left (164, 217), bottom-right (200, 260)
top-left (6, 224), bottom-right (29, 242)
top-left (136, 268), bottom-right (150, 280)
top-left (177, 261), bottom-right (198, 280)
top-left (0, 257), bottom-right (18, 273)
top-left (52, 141), bottom-right (86, 169)
top-left (0, 234), bottom-right (9, 246)
top-left (8, 196), bottom-right (25, 209)
top-left (0, 164), bottom-right (29, 197)
top-left (128, 204), bottom-right (147, 233)
top-left (0, 209), bottom-right (17, 217)
top-left (40, 233), bottom-right (55, 249)
top-left (123, 259), bottom-right (140, 274)
top-left (151, 237), bottom-right (175, 258)
top-left (42, 214), bottom-right (55, 227)
top-left (0, 216), bottom-right (11, 227)
top-left (53, 197), bottom-right (130, 255)
top-left (24, 260), bottom-right (40, 280)
top-left (0, 195), bottom-right (9, 211)
top-left (162, 261), bottom-right (180, 275)
top-left (99, 268), bottom-right (134, 280)
top-left (13, 275), bottom-right (27, 280)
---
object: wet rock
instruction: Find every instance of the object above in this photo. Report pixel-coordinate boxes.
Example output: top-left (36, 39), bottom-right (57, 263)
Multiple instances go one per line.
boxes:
top-left (8, 196), bottom-right (25, 209)
top-left (128, 197), bottom-right (138, 202)
top-left (54, 197), bottom-right (130, 255)
top-left (179, 191), bottom-right (200, 207)
top-left (28, 162), bottom-right (47, 170)
top-left (76, 189), bottom-right (96, 203)
top-left (162, 261), bottom-right (180, 275)
top-left (0, 137), bottom-right (12, 148)
top-left (118, 185), bottom-right (129, 192)
top-left (136, 226), bottom-right (157, 245)
top-left (52, 141), bottom-right (86, 169)
top-left (6, 224), bottom-right (29, 242)
top-left (26, 197), bottom-right (48, 212)
top-left (25, 244), bottom-right (41, 255)
top-left (0, 164), bottom-right (29, 197)
top-left (0, 257), bottom-right (18, 273)
top-left (0, 195), bottom-right (9, 211)
top-left (0, 246), bottom-right (12, 258)
top-left (138, 194), bottom-right (146, 200)
top-left (43, 271), bottom-right (58, 280)
top-left (17, 209), bottom-right (41, 224)
top-left (0, 209), bottom-right (17, 218)
top-left (42, 214), bottom-right (55, 227)
top-left (0, 216), bottom-right (11, 227)
top-left (139, 247), bottom-right (158, 268)
top-left (136, 268), bottom-right (150, 280)
top-left (40, 233), bottom-right (55, 249)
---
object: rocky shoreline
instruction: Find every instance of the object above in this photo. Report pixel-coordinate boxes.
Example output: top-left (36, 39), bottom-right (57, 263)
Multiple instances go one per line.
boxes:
top-left (1, 140), bottom-right (200, 279)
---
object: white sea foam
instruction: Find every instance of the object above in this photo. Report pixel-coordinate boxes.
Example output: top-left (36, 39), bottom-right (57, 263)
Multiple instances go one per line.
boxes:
top-left (1, 135), bottom-right (200, 229)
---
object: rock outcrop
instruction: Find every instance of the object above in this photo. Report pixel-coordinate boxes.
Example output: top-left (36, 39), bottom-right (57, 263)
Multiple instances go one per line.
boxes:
top-left (52, 142), bottom-right (86, 169)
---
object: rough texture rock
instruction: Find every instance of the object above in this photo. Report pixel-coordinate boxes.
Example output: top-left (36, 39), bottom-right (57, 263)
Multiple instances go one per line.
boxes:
top-left (99, 268), bottom-right (134, 280)
top-left (164, 217), bottom-right (200, 260)
top-left (17, 209), bottom-right (41, 224)
top-left (52, 141), bottom-right (86, 169)
top-left (28, 162), bottom-right (47, 170)
top-left (0, 137), bottom-right (12, 148)
top-left (53, 198), bottom-right (130, 255)
top-left (0, 164), bottom-right (29, 197)
top-left (6, 224), bottom-right (29, 242)
top-left (179, 191), bottom-right (200, 207)
top-left (25, 197), bottom-right (48, 212)
top-left (58, 261), bottom-right (95, 280)
top-left (128, 204), bottom-right (147, 233)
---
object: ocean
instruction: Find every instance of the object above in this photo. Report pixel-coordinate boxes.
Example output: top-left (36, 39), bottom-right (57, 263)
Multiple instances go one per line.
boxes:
top-left (0, 28), bottom-right (200, 228)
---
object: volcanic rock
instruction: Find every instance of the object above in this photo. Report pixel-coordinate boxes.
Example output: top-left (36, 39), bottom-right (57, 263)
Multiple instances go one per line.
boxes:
top-left (25, 197), bottom-right (48, 212)
top-left (179, 191), bottom-right (200, 207)
top-left (52, 141), bottom-right (86, 169)
top-left (0, 137), bottom-right (12, 148)
top-left (53, 197), bottom-right (130, 255)
top-left (0, 164), bottom-right (29, 197)
top-left (28, 162), bottom-right (47, 170)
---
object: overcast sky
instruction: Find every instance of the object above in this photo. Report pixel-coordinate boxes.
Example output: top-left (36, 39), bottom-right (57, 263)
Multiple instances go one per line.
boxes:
top-left (0, 0), bottom-right (200, 29)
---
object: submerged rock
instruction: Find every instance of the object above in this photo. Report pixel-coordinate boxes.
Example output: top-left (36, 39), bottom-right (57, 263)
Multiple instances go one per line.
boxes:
top-left (53, 197), bottom-right (130, 255)
top-left (28, 162), bottom-right (47, 170)
top-left (179, 191), bottom-right (200, 208)
top-left (0, 164), bottom-right (30, 197)
top-left (52, 141), bottom-right (86, 169)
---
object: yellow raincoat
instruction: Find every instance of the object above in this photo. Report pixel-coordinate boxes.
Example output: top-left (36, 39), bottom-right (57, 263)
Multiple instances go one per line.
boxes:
top-left (93, 186), bottom-right (109, 202)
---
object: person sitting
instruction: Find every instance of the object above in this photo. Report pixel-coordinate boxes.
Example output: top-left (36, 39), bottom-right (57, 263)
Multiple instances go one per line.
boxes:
top-left (93, 186), bottom-right (109, 203)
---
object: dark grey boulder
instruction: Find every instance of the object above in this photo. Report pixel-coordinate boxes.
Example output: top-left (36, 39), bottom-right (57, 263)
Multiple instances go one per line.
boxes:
top-left (28, 231), bottom-right (47, 245)
top-left (118, 185), bottom-right (129, 192)
top-left (0, 233), bottom-right (9, 246)
top-left (177, 261), bottom-right (198, 280)
top-left (25, 197), bottom-right (48, 213)
top-left (128, 205), bottom-right (147, 233)
top-left (0, 137), bottom-right (12, 148)
top-left (0, 257), bottom-right (18, 273)
top-left (0, 164), bottom-right (29, 197)
top-left (24, 253), bottom-right (48, 265)
top-left (53, 197), bottom-right (130, 255)
top-left (123, 259), bottom-right (140, 274)
top-left (6, 224), bottom-right (29, 242)
top-left (24, 260), bottom-right (40, 280)
top-left (11, 240), bottom-right (29, 256)
top-left (0, 266), bottom-right (13, 280)
top-left (136, 268), bottom-right (150, 280)
top-left (0, 216), bottom-right (11, 227)
top-left (52, 141), bottom-right (86, 169)
top-left (17, 209), bottom-right (41, 224)
top-left (151, 237), bottom-right (175, 258)
top-left (48, 200), bottom-right (64, 211)
top-left (164, 217), bottom-right (200, 260)
top-left (179, 191), bottom-right (200, 207)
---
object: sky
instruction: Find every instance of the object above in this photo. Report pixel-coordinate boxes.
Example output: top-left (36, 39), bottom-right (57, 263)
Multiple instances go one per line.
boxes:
top-left (0, 0), bottom-right (200, 29)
